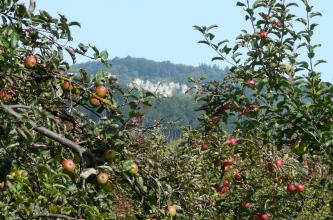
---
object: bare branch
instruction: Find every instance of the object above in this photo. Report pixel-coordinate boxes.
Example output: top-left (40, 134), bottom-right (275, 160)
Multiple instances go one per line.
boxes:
top-left (28, 213), bottom-right (76, 220)
top-left (0, 103), bottom-right (99, 162)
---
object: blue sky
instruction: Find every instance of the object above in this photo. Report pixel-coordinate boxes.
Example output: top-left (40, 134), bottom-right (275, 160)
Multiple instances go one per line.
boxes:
top-left (26, 0), bottom-right (332, 82)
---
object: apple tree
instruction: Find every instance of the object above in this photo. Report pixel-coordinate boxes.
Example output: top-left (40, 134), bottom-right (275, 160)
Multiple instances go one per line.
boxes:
top-left (186, 0), bottom-right (333, 219)
top-left (0, 0), bottom-right (184, 219)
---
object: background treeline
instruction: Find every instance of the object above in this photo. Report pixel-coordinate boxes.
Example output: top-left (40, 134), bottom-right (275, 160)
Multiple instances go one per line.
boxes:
top-left (70, 56), bottom-right (228, 84)
top-left (70, 57), bottom-right (228, 139)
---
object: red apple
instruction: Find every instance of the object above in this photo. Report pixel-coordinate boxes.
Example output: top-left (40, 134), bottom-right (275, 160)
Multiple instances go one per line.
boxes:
top-left (95, 85), bottom-right (108, 98)
top-left (24, 55), bottom-right (37, 69)
top-left (220, 186), bottom-right (228, 197)
top-left (201, 143), bottom-right (209, 150)
top-left (219, 102), bottom-right (230, 113)
top-left (223, 165), bottom-right (233, 172)
top-left (242, 107), bottom-right (249, 114)
top-left (234, 172), bottom-right (242, 180)
top-left (242, 202), bottom-right (251, 209)
top-left (287, 184), bottom-right (296, 192)
top-left (274, 160), bottom-right (283, 169)
top-left (223, 157), bottom-right (234, 166)
top-left (97, 172), bottom-right (109, 185)
top-left (212, 115), bottom-right (220, 123)
top-left (295, 184), bottom-right (305, 192)
top-left (89, 97), bottom-right (101, 107)
top-left (247, 79), bottom-right (255, 85)
top-left (63, 159), bottom-right (75, 172)
top-left (259, 31), bottom-right (268, 40)
top-left (260, 213), bottom-right (269, 220)
top-left (62, 81), bottom-right (73, 91)
top-left (222, 179), bottom-right (230, 187)
top-left (226, 137), bottom-right (237, 145)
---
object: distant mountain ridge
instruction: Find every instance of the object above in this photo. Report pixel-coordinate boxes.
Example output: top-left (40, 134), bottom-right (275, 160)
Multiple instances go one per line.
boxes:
top-left (70, 56), bottom-right (228, 85)
top-left (70, 56), bottom-right (228, 139)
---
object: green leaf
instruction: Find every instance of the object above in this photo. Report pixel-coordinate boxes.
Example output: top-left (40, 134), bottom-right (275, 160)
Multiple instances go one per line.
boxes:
top-left (296, 18), bottom-right (307, 26)
top-left (68, 21), bottom-right (81, 27)
top-left (310, 12), bottom-right (322, 18)
top-left (211, 57), bottom-right (224, 62)
top-left (198, 40), bottom-right (210, 46)
top-left (206, 25), bottom-right (218, 31)
top-left (236, 2), bottom-right (246, 7)
top-left (99, 50), bottom-right (109, 61)
top-left (314, 60), bottom-right (326, 67)
top-left (10, 32), bottom-right (18, 48)
top-left (308, 52), bottom-right (315, 59)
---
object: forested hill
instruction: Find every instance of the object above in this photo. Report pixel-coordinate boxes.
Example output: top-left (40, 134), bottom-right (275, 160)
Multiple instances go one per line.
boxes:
top-left (70, 56), bottom-right (228, 84)
top-left (70, 57), bottom-right (228, 139)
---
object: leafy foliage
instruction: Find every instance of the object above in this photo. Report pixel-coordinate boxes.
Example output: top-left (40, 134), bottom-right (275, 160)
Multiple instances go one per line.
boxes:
top-left (1, 0), bottom-right (332, 219)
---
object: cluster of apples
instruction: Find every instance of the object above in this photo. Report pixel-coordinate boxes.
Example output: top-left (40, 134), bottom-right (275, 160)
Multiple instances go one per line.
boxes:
top-left (218, 152), bottom-right (306, 219)
top-left (89, 85), bottom-right (108, 107)
top-left (219, 154), bottom-right (243, 198)
top-left (217, 96), bottom-right (260, 120)
top-left (0, 87), bottom-right (16, 100)
top-left (62, 148), bottom-right (139, 186)
top-left (268, 159), bottom-right (306, 193)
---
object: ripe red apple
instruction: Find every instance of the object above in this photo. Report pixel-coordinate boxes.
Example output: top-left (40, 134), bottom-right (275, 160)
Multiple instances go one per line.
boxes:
top-left (63, 159), bottom-right (75, 172)
top-left (226, 137), bottom-right (237, 145)
top-left (168, 205), bottom-right (177, 216)
top-left (62, 81), bottom-right (73, 91)
top-left (253, 213), bottom-right (269, 220)
top-left (287, 184), bottom-right (296, 192)
top-left (259, 31), bottom-right (268, 40)
top-left (223, 165), bottom-right (233, 172)
top-left (223, 157), bottom-right (234, 166)
top-left (295, 184), bottom-right (305, 192)
top-left (274, 159), bottom-right (283, 169)
top-left (260, 213), bottom-right (269, 220)
top-left (247, 79), bottom-right (255, 85)
top-left (242, 202), bottom-right (251, 209)
top-left (24, 55), bottom-right (37, 69)
top-left (201, 143), bottom-right (209, 150)
top-left (242, 107), bottom-right (249, 114)
top-left (234, 172), bottom-right (242, 180)
top-left (97, 172), bottom-right (109, 185)
top-left (222, 179), bottom-right (230, 187)
top-left (212, 115), bottom-right (220, 123)
top-left (95, 85), bottom-right (108, 98)
top-left (128, 162), bottom-right (139, 175)
top-left (89, 97), bottom-right (101, 107)
top-left (220, 186), bottom-right (228, 196)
